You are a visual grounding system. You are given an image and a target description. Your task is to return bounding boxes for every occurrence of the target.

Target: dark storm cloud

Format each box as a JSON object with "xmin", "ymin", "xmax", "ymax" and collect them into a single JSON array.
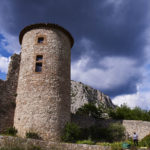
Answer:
[
  {"xmin": 103, "ymin": 76, "xmax": 140, "ymax": 97},
  {"xmin": 0, "ymin": 0, "xmax": 149, "ymax": 97},
  {"xmin": 1, "ymin": 0, "xmax": 149, "ymax": 58}
]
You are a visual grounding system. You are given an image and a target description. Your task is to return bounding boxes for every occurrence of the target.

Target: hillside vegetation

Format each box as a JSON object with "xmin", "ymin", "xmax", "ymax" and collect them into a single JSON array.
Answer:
[{"xmin": 109, "ymin": 104, "xmax": 150, "ymax": 121}]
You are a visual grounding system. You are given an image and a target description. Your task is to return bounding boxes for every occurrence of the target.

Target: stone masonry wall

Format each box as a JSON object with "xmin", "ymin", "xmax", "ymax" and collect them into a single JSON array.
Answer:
[
  {"xmin": 14, "ymin": 28, "xmax": 71, "ymax": 141},
  {"xmin": 0, "ymin": 54, "xmax": 20, "ymax": 133},
  {"xmin": 122, "ymin": 120, "xmax": 150, "ymax": 140},
  {"xmin": 72, "ymin": 115, "xmax": 150, "ymax": 140},
  {"xmin": 0, "ymin": 136, "xmax": 111, "ymax": 150}
]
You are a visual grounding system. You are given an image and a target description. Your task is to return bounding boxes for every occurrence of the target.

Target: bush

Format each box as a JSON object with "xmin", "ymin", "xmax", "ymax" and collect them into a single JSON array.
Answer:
[
  {"xmin": 5, "ymin": 127, "xmax": 17, "ymax": 136},
  {"xmin": 76, "ymin": 139, "xmax": 95, "ymax": 145},
  {"xmin": 111, "ymin": 142, "xmax": 122, "ymax": 150},
  {"xmin": 107, "ymin": 123, "xmax": 125, "ymax": 142},
  {"xmin": 139, "ymin": 134, "xmax": 150, "ymax": 147},
  {"xmin": 61, "ymin": 122, "xmax": 81, "ymax": 142},
  {"xmin": 26, "ymin": 132, "xmax": 40, "ymax": 139},
  {"xmin": 96, "ymin": 142, "xmax": 111, "ymax": 146}
]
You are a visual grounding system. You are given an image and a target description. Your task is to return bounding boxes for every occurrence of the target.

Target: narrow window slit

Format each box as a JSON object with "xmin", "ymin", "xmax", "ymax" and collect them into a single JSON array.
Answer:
[
  {"xmin": 38, "ymin": 37, "xmax": 44, "ymax": 43},
  {"xmin": 36, "ymin": 55, "xmax": 43, "ymax": 61},
  {"xmin": 35, "ymin": 62, "xmax": 42, "ymax": 72}
]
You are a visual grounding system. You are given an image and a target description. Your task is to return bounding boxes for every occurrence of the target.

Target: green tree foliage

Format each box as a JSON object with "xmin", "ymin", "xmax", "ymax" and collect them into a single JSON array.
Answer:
[
  {"xmin": 109, "ymin": 104, "xmax": 150, "ymax": 121},
  {"xmin": 107, "ymin": 123, "xmax": 125, "ymax": 142},
  {"xmin": 61, "ymin": 122, "xmax": 81, "ymax": 142},
  {"xmin": 76, "ymin": 103, "xmax": 103, "ymax": 118}
]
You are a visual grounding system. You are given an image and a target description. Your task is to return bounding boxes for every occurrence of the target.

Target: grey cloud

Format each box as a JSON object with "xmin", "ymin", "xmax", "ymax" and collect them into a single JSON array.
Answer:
[{"xmin": 0, "ymin": 0, "xmax": 149, "ymax": 97}]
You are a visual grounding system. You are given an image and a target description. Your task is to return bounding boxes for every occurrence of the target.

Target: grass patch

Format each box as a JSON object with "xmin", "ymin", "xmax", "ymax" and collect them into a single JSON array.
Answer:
[
  {"xmin": 26, "ymin": 132, "xmax": 41, "ymax": 140},
  {"xmin": 76, "ymin": 139, "xmax": 95, "ymax": 145},
  {"xmin": 4, "ymin": 127, "xmax": 17, "ymax": 136}
]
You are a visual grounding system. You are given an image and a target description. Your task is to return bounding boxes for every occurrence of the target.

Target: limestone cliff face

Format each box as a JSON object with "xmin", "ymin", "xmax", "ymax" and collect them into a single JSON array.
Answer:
[{"xmin": 71, "ymin": 80, "xmax": 115, "ymax": 113}]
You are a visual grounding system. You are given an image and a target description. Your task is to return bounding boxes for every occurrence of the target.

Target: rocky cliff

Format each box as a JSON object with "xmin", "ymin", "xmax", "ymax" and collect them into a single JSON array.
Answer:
[{"xmin": 71, "ymin": 80, "xmax": 115, "ymax": 113}]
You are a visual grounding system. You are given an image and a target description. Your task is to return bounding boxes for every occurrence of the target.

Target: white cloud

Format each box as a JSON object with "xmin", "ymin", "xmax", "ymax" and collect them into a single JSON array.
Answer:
[
  {"xmin": 0, "ymin": 1, "xmax": 20, "ymax": 54},
  {"xmin": 71, "ymin": 55, "xmax": 140, "ymax": 90},
  {"xmin": 112, "ymin": 91, "xmax": 150, "ymax": 110},
  {"xmin": 0, "ymin": 55, "xmax": 10, "ymax": 73},
  {"xmin": 0, "ymin": 31, "xmax": 20, "ymax": 54}
]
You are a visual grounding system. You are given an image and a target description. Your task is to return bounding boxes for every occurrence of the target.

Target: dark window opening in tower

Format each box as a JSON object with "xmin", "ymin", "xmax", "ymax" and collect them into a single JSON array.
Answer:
[
  {"xmin": 38, "ymin": 37, "xmax": 44, "ymax": 43},
  {"xmin": 36, "ymin": 55, "xmax": 43, "ymax": 61},
  {"xmin": 35, "ymin": 63, "xmax": 42, "ymax": 72}
]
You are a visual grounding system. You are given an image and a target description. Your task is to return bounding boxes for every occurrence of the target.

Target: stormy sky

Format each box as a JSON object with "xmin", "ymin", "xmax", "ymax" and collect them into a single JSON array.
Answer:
[{"xmin": 0, "ymin": 0, "xmax": 150, "ymax": 109}]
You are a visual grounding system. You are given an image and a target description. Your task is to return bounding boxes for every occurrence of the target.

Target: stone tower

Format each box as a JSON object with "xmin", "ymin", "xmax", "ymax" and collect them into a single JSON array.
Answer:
[{"xmin": 14, "ymin": 23, "xmax": 74, "ymax": 141}]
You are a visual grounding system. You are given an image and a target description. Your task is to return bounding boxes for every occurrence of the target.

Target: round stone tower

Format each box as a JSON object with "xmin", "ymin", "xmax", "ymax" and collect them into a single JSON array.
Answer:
[{"xmin": 14, "ymin": 23, "xmax": 74, "ymax": 141}]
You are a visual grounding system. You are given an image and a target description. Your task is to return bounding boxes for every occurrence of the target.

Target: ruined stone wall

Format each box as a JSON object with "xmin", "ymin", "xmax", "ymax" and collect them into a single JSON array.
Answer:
[
  {"xmin": 0, "ymin": 54, "xmax": 20, "ymax": 133},
  {"xmin": 72, "ymin": 115, "xmax": 150, "ymax": 140},
  {"xmin": 14, "ymin": 27, "xmax": 71, "ymax": 141}
]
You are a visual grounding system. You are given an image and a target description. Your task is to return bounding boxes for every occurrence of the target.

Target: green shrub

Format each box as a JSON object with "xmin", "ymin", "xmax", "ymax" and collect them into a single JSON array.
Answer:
[
  {"xmin": 26, "ymin": 132, "xmax": 40, "ymax": 139},
  {"xmin": 29, "ymin": 145, "xmax": 42, "ymax": 150},
  {"xmin": 5, "ymin": 127, "xmax": 17, "ymax": 136},
  {"xmin": 139, "ymin": 134, "xmax": 150, "ymax": 147},
  {"xmin": 111, "ymin": 142, "xmax": 122, "ymax": 150},
  {"xmin": 76, "ymin": 139, "xmax": 95, "ymax": 145},
  {"xmin": 61, "ymin": 122, "xmax": 81, "ymax": 142},
  {"xmin": 96, "ymin": 142, "xmax": 111, "ymax": 146},
  {"xmin": 107, "ymin": 123, "xmax": 125, "ymax": 142}
]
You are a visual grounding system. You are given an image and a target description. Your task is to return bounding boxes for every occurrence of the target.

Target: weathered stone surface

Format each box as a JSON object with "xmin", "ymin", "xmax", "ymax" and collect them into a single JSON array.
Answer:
[
  {"xmin": 14, "ymin": 25, "xmax": 72, "ymax": 141},
  {"xmin": 0, "ymin": 136, "xmax": 111, "ymax": 150},
  {"xmin": 72, "ymin": 116, "xmax": 150, "ymax": 140},
  {"xmin": 0, "ymin": 54, "xmax": 20, "ymax": 133},
  {"xmin": 122, "ymin": 120, "xmax": 150, "ymax": 140},
  {"xmin": 71, "ymin": 80, "xmax": 115, "ymax": 113}
]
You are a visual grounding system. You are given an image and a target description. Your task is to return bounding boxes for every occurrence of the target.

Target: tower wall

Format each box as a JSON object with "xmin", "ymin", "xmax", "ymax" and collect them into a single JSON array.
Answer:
[{"xmin": 14, "ymin": 25, "xmax": 73, "ymax": 141}]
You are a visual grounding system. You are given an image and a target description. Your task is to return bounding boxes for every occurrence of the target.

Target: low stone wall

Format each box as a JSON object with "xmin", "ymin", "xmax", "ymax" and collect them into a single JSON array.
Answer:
[
  {"xmin": 0, "ymin": 136, "xmax": 111, "ymax": 150},
  {"xmin": 122, "ymin": 120, "xmax": 150, "ymax": 140}
]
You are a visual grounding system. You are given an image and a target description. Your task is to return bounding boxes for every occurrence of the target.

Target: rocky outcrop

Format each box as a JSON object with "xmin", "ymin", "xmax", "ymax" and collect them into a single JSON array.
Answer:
[{"xmin": 71, "ymin": 80, "xmax": 115, "ymax": 113}]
